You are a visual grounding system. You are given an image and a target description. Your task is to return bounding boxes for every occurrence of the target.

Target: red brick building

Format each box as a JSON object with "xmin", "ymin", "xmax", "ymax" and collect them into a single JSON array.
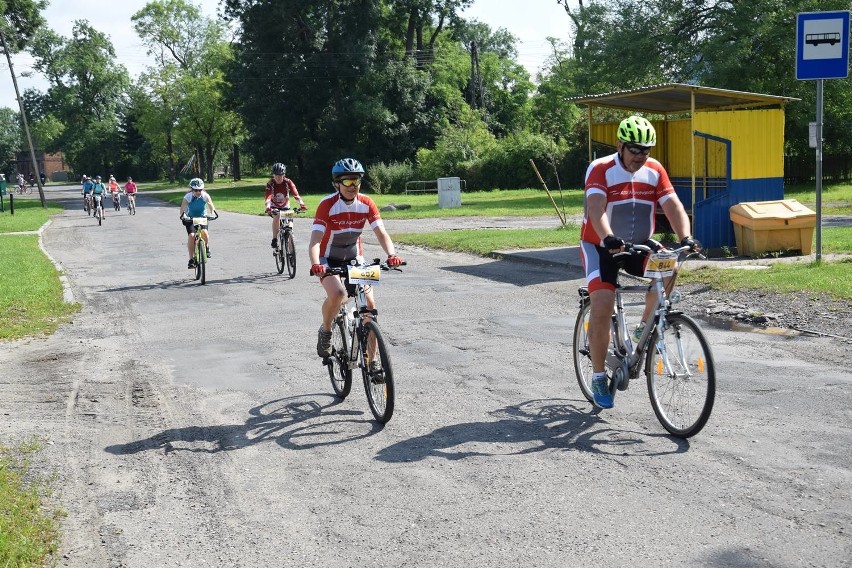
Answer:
[{"xmin": 16, "ymin": 151, "xmax": 69, "ymax": 181}]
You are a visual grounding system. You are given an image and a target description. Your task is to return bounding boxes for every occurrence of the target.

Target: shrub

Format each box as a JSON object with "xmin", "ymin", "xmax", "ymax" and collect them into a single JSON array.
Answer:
[{"xmin": 367, "ymin": 160, "xmax": 415, "ymax": 194}]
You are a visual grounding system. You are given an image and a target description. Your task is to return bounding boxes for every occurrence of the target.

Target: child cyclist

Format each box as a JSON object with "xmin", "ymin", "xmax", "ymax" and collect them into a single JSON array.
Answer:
[
  {"xmin": 308, "ymin": 158, "xmax": 403, "ymax": 358},
  {"xmin": 264, "ymin": 162, "xmax": 306, "ymax": 248},
  {"xmin": 179, "ymin": 178, "xmax": 217, "ymax": 269}
]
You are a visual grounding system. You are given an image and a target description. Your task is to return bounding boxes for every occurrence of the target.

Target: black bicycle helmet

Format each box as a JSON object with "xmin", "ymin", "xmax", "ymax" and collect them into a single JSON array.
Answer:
[
  {"xmin": 272, "ymin": 162, "xmax": 286, "ymax": 175},
  {"xmin": 331, "ymin": 158, "xmax": 364, "ymax": 178}
]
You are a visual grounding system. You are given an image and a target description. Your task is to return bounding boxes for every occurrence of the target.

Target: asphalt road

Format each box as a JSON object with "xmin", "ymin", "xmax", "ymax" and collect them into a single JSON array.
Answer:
[{"xmin": 1, "ymin": 185, "xmax": 850, "ymax": 567}]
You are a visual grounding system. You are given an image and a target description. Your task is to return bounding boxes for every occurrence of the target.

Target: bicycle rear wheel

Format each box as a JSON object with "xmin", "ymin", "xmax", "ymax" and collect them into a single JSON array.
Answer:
[
  {"xmin": 327, "ymin": 313, "xmax": 352, "ymax": 398},
  {"xmin": 97, "ymin": 207, "xmax": 102, "ymax": 226},
  {"xmin": 284, "ymin": 231, "xmax": 296, "ymax": 279},
  {"xmin": 572, "ymin": 297, "xmax": 595, "ymax": 403},
  {"xmin": 645, "ymin": 313, "xmax": 715, "ymax": 438},
  {"xmin": 362, "ymin": 321, "xmax": 395, "ymax": 424}
]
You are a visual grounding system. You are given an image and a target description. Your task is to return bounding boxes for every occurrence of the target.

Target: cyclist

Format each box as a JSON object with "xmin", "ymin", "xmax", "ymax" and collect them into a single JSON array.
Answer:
[
  {"xmin": 580, "ymin": 115, "xmax": 698, "ymax": 409},
  {"xmin": 91, "ymin": 175, "xmax": 107, "ymax": 216},
  {"xmin": 265, "ymin": 162, "xmax": 306, "ymax": 249},
  {"xmin": 309, "ymin": 158, "xmax": 403, "ymax": 358},
  {"xmin": 179, "ymin": 178, "xmax": 217, "ymax": 269},
  {"xmin": 124, "ymin": 176, "xmax": 138, "ymax": 209},
  {"xmin": 16, "ymin": 173, "xmax": 25, "ymax": 192},
  {"xmin": 108, "ymin": 175, "xmax": 121, "ymax": 209},
  {"xmin": 81, "ymin": 175, "xmax": 94, "ymax": 210}
]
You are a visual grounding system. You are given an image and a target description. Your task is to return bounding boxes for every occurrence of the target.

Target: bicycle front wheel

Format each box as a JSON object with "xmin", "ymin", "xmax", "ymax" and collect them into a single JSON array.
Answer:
[
  {"xmin": 284, "ymin": 231, "xmax": 296, "ymax": 279},
  {"xmin": 328, "ymin": 314, "xmax": 352, "ymax": 398},
  {"xmin": 362, "ymin": 321, "xmax": 395, "ymax": 424},
  {"xmin": 645, "ymin": 313, "xmax": 716, "ymax": 438},
  {"xmin": 274, "ymin": 233, "xmax": 286, "ymax": 274},
  {"xmin": 97, "ymin": 208, "xmax": 102, "ymax": 225},
  {"xmin": 572, "ymin": 298, "xmax": 595, "ymax": 403}
]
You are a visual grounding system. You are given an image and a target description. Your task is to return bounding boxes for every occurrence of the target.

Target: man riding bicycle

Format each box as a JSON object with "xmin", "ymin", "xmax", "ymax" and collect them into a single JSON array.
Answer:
[
  {"xmin": 265, "ymin": 162, "xmax": 306, "ymax": 248},
  {"xmin": 308, "ymin": 158, "xmax": 403, "ymax": 358},
  {"xmin": 179, "ymin": 178, "xmax": 217, "ymax": 269},
  {"xmin": 580, "ymin": 115, "xmax": 699, "ymax": 409}
]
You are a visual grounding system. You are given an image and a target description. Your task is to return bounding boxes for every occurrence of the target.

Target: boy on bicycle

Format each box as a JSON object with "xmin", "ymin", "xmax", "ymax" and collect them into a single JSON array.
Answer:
[
  {"xmin": 308, "ymin": 158, "xmax": 403, "ymax": 358},
  {"xmin": 179, "ymin": 178, "xmax": 217, "ymax": 269},
  {"xmin": 264, "ymin": 162, "xmax": 306, "ymax": 248},
  {"xmin": 581, "ymin": 115, "xmax": 697, "ymax": 409}
]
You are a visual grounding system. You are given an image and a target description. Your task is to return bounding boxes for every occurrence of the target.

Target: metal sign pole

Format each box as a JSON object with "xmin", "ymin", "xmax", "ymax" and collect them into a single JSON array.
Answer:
[{"xmin": 815, "ymin": 79, "xmax": 823, "ymax": 261}]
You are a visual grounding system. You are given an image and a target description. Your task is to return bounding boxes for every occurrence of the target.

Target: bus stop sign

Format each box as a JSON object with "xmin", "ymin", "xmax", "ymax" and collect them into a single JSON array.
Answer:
[{"xmin": 796, "ymin": 11, "xmax": 850, "ymax": 80}]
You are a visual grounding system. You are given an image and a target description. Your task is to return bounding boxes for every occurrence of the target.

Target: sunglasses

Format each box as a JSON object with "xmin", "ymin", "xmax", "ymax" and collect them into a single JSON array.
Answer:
[
  {"xmin": 337, "ymin": 178, "xmax": 361, "ymax": 188},
  {"xmin": 192, "ymin": 189, "xmax": 203, "ymax": 192},
  {"xmin": 625, "ymin": 144, "xmax": 652, "ymax": 156}
]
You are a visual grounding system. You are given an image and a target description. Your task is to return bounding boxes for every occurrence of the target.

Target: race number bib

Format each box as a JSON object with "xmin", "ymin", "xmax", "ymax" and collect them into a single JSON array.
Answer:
[
  {"xmin": 348, "ymin": 265, "xmax": 381, "ymax": 285},
  {"xmin": 644, "ymin": 251, "xmax": 677, "ymax": 278},
  {"xmin": 191, "ymin": 217, "xmax": 208, "ymax": 227}
]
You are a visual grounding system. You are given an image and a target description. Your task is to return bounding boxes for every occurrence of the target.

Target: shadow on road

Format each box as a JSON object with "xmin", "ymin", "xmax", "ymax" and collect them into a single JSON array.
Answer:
[
  {"xmin": 104, "ymin": 394, "xmax": 384, "ymax": 455},
  {"xmin": 442, "ymin": 259, "xmax": 582, "ymax": 287},
  {"xmin": 375, "ymin": 399, "xmax": 689, "ymax": 462}
]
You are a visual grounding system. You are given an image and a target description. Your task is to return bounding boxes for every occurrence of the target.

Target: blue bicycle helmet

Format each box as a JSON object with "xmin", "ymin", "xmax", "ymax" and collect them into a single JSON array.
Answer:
[{"xmin": 331, "ymin": 158, "xmax": 364, "ymax": 178}]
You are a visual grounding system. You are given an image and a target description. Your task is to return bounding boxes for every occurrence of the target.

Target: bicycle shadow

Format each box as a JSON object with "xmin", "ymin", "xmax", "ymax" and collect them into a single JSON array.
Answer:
[
  {"xmin": 375, "ymin": 399, "xmax": 689, "ymax": 463},
  {"xmin": 101, "ymin": 272, "xmax": 286, "ymax": 293},
  {"xmin": 103, "ymin": 393, "xmax": 383, "ymax": 456}
]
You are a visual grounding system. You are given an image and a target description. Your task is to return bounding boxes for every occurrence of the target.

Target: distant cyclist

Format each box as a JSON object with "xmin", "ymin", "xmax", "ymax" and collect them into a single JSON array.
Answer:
[
  {"xmin": 91, "ymin": 175, "xmax": 107, "ymax": 216},
  {"xmin": 81, "ymin": 175, "xmax": 94, "ymax": 210},
  {"xmin": 179, "ymin": 178, "xmax": 217, "ymax": 269},
  {"xmin": 308, "ymin": 158, "xmax": 403, "ymax": 358},
  {"xmin": 124, "ymin": 176, "xmax": 138, "ymax": 209},
  {"xmin": 108, "ymin": 175, "xmax": 121, "ymax": 209},
  {"xmin": 265, "ymin": 162, "xmax": 306, "ymax": 249}
]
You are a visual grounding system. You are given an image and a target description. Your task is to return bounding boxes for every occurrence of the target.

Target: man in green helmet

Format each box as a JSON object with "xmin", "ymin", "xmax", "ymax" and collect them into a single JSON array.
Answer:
[{"xmin": 579, "ymin": 115, "xmax": 700, "ymax": 409}]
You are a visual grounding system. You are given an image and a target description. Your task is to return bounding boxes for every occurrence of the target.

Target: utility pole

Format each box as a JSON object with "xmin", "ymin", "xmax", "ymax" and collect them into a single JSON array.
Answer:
[{"xmin": 0, "ymin": 28, "xmax": 46, "ymax": 207}]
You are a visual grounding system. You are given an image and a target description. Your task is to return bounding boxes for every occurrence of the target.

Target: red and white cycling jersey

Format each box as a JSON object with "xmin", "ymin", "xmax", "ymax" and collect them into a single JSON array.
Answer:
[
  {"xmin": 581, "ymin": 153, "xmax": 676, "ymax": 246},
  {"xmin": 265, "ymin": 178, "xmax": 302, "ymax": 209},
  {"xmin": 312, "ymin": 192, "xmax": 382, "ymax": 262}
]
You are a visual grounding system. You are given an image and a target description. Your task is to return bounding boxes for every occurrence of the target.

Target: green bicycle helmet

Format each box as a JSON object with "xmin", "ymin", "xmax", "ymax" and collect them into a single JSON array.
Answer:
[{"xmin": 617, "ymin": 115, "xmax": 657, "ymax": 146}]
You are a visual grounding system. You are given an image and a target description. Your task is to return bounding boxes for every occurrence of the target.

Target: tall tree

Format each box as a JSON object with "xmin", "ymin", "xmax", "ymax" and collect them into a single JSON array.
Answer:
[
  {"xmin": 133, "ymin": 0, "xmax": 242, "ymax": 182},
  {"xmin": 0, "ymin": 107, "xmax": 22, "ymax": 174}
]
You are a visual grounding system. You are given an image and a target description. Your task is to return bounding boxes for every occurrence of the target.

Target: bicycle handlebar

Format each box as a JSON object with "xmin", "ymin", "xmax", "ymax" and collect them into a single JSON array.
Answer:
[
  {"xmin": 614, "ymin": 241, "xmax": 704, "ymax": 260},
  {"xmin": 324, "ymin": 258, "xmax": 407, "ymax": 276},
  {"xmin": 268, "ymin": 207, "xmax": 307, "ymax": 216},
  {"xmin": 181, "ymin": 211, "xmax": 219, "ymax": 222}
]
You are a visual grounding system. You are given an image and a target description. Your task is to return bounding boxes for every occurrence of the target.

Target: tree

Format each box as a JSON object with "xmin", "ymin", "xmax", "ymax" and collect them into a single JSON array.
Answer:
[
  {"xmin": 133, "ymin": 0, "xmax": 243, "ymax": 182},
  {"xmin": 0, "ymin": 107, "xmax": 22, "ymax": 174}
]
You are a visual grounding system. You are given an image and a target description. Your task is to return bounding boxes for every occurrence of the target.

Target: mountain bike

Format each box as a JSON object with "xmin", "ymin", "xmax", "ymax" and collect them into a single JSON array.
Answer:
[
  {"xmin": 16, "ymin": 181, "xmax": 29, "ymax": 195},
  {"xmin": 126, "ymin": 192, "xmax": 136, "ymax": 215},
  {"xmin": 269, "ymin": 207, "xmax": 305, "ymax": 278},
  {"xmin": 323, "ymin": 259, "xmax": 405, "ymax": 424},
  {"xmin": 92, "ymin": 194, "xmax": 105, "ymax": 226},
  {"xmin": 184, "ymin": 212, "xmax": 218, "ymax": 285},
  {"xmin": 572, "ymin": 242, "xmax": 715, "ymax": 438}
]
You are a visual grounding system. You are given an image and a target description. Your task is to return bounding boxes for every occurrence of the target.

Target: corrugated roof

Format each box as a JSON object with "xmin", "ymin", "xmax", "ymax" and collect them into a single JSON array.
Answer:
[{"xmin": 570, "ymin": 83, "xmax": 798, "ymax": 113}]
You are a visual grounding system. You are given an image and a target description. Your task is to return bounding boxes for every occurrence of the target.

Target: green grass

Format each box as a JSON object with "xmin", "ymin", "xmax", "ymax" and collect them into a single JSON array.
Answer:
[
  {"xmin": 0, "ymin": 439, "xmax": 62, "ymax": 566},
  {"xmin": 396, "ymin": 224, "xmax": 582, "ymax": 255},
  {"xmin": 0, "ymin": 199, "xmax": 65, "ymax": 233},
  {"xmin": 0, "ymin": 235, "xmax": 79, "ymax": 340},
  {"xmin": 680, "ymin": 257, "xmax": 852, "ymax": 299},
  {"xmin": 151, "ymin": 183, "xmax": 584, "ymax": 220}
]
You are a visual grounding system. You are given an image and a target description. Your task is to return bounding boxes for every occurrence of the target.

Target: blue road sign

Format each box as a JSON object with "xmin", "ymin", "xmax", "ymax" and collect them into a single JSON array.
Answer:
[{"xmin": 797, "ymin": 11, "xmax": 850, "ymax": 80}]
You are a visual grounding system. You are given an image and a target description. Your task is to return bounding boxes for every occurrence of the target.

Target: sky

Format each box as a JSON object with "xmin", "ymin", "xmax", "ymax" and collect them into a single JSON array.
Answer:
[{"xmin": 1, "ymin": 0, "xmax": 573, "ymax": 110}]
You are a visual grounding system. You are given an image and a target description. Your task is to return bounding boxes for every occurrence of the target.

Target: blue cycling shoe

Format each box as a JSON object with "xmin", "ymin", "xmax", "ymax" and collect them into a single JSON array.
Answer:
[{"xmin": 592, "ymin": 375, "xmax": 614, "ymax": 409}]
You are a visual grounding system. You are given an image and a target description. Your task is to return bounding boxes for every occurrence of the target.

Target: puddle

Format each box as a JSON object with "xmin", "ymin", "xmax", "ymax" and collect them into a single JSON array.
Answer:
[{"xmin": 697, "ymin": 314, "xmax": 803, "ymax": 337}]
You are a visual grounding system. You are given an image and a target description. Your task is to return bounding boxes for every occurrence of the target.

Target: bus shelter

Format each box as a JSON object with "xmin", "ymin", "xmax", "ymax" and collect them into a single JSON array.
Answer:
[{"xmin": 571, "ymin": 83, "xmax": 798, "ymax": 249}]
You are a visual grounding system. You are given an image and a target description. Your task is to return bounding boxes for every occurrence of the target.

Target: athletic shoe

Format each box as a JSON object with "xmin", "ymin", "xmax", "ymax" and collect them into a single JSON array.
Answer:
[
  {"xmin": 317, "ymin": 327, "xmax": 333, "ymax": 357},
  {"xmin": 271, "ymin": 238, "xmax": 278, "ymax": 249},
  {"xmin": 188, "ymin": 259, "xmax": 197, "ymax": 269},
  {"xmin": 205, "ymin": 247, "xmax": 211, "ymax": 258},
  {"xmin": 592, "ymin": 375, "xmax": 614, "ymax": 409}
]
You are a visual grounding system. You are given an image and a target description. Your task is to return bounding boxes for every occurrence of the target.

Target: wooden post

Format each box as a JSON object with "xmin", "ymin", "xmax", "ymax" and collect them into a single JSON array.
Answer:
[{"xmin": 529, "ymin": 159, "xmax": 566, "ymax": 226}]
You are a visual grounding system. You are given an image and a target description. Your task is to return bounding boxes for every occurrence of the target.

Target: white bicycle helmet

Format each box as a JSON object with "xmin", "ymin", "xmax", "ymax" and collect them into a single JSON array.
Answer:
[{"xmin": 189, "ymin": 178, "xmax": 204, "ymax": 190}]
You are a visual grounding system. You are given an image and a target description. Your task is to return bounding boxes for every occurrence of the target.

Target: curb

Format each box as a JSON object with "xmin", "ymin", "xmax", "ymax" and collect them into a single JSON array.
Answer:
[{"xmin": 37, "ymin": 219, "xmax": 75, "ymax": 304}]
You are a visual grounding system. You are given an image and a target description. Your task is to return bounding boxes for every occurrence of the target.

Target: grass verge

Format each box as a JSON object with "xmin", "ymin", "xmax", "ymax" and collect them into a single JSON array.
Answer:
[
  {"xmin": 0, "ymin": 199, "xmax": 65, "ymax": 233},
  {"xmin": 0, "ymin": 439, "xmax": 62, "ymax": 566},
  {"xmin": 0, "ymin": 234, "xmax": 79, "ymax": 340}
]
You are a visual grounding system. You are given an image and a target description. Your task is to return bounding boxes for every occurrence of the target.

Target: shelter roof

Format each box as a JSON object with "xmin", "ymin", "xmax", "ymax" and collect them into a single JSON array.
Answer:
[{"xmin": 570, "ymin": 83, "xmax": 798, "ymax": 113}]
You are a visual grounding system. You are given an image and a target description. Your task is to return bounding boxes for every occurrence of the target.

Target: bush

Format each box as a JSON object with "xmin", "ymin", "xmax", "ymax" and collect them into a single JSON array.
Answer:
[{"xmin": 367, "ymin": 160, "xmax": 415, "ymax": 194}]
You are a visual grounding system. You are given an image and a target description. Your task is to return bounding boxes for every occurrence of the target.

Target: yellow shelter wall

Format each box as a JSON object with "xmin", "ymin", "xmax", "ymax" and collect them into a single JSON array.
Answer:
[{"xmin": 589, "ymin": 109, "xmax": 785, "ymax": 180}]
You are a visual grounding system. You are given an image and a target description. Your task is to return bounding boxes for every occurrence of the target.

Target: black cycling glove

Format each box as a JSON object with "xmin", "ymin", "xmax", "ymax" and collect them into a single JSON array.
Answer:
[
  {"xmin": 603, "ymin": 234, "xmax": 625, "ymax": 252},
  {"xmin": 680, "ymin": 235, "xmax": 701, "ymax": 252}
]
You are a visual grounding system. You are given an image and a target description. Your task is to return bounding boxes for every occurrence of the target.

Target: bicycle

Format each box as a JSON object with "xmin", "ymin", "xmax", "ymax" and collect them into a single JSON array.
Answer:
[
  {"xmin": 184, "ymin": 212, "xmax": 218, "ymax": 285},
  {"xmin": 323, "ymin": 258, "xmax": 405, "ymax": 424},
  {"xmin": 83, "ymin": 193, "xmax": 93, "ymax": 216},
  {"xmin": 572, "ymin": 242, "xmax": 716, "ymax": 438},
  {"xmin": 17, "ymin": 182, "xmax": 29, "ymax": 195},
  {"xmin": 111, "ymin": 191, "xmax": 122, "ymax": 212},
  {"xmin": 92, "ymin": 194, "xmax": 105, "ymax": 226},
  {"xmin": 126, "ymin": 192, "xmax": 136, "ymax": 215},
  {"xmin": 269, "ymin": 207, "xmax": 305, "ymax": 278}
]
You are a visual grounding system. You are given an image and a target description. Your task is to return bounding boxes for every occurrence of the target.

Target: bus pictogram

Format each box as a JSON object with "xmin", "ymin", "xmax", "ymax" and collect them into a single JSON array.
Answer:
[{"xmin": 805, "ymin": 32, "xmax": 841, "ymax": 46}]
